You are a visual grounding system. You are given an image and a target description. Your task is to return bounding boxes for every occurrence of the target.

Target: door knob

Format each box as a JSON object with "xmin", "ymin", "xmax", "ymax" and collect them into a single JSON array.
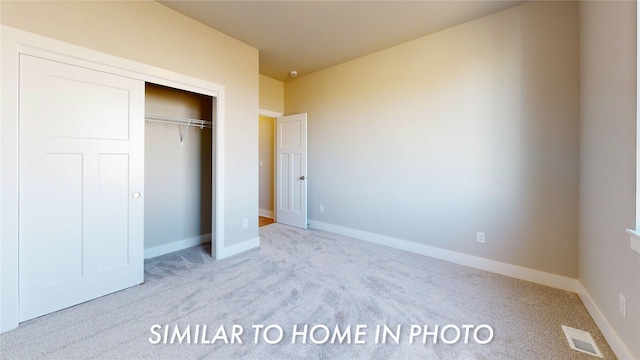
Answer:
[
  {"xmin": 132, "ymin": 192, "xmax": 141, "ymax": 199},
  {"xmin": 300, "ymin": 176, "xmax": 306, "ymax": 180}
]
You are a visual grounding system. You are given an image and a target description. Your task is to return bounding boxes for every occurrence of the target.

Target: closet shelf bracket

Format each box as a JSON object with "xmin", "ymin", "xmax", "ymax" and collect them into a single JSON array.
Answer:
[
  {"xmin": 179, "ymin": 118, "xmax": 191, "ymax": 145},
  {"xmin": 144, "ymin": 113, "xmax": 213, "ymax": 145}
]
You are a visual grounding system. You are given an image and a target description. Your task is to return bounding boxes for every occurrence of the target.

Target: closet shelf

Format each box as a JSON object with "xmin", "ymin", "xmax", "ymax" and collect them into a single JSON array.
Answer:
[
  {"xmin": 145, "ymin": 113, "xmax": 212, "ymax": 145},
  {"xmin": 144, "ymin": 113, "xmax": 213, "ymax": 129}
]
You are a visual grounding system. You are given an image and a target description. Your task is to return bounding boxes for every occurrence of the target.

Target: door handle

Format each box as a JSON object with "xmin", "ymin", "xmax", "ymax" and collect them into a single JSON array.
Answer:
[
  {"xmin": 132, "ymin": 192, "xmax": 141, "ymax": 199},
  {"xmin": 300, "ymin": 176, "xmax": 306, "ymax": 180}
]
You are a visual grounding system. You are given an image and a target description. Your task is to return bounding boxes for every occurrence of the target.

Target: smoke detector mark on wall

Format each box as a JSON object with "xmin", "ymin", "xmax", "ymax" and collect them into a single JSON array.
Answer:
[{"xmin": 561, "ymin": 325, "xmax": 602, "ymax": 358}]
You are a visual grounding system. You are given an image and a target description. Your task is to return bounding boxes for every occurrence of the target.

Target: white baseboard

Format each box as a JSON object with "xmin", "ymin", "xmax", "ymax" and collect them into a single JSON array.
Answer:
[
  {"xmin": 576, "ymin": 283, "xmax": 635, "ymax": 360},
  {"xmin": 218, "ymin": 236, "xmax": 260, "ymax": 259},
  {"xmin": 144, "ymin": 233, "xmax": 211, "ymax": 259},
  {"xmin": 145, "ymin": 234, "xmax": 261, "ymax": 261},
  {"xmin": 259, "ymin": 209, "xmax": 274, "ymax": 219},
  {"xmin": 308, "ymin": 220, "xmax": 578, "ymax": 292}
]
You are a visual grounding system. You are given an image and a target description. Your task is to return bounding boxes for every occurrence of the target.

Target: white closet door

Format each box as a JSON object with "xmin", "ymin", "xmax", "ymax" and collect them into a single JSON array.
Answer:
[{"xmin": 19, "ymin": 55, "xmax": 145, "ymax": 321}]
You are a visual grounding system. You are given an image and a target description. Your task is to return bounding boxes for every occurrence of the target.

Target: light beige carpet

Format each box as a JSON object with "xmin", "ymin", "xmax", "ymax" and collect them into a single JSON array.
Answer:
[{"xmin": 0, "ymin": 223, "xmax": 615, "ymax": 359}]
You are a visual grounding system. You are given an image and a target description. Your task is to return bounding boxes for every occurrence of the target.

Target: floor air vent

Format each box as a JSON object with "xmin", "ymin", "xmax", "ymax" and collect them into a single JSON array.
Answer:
[{"xmin": 561, "ymin": 325, "xmax": 603, "ymax": 358}]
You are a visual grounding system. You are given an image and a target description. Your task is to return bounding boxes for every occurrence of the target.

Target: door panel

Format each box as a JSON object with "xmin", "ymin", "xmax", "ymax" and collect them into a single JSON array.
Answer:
[
  {"xmin": 276, "ymin": 114, "xmax": 307, "ymax": 229},
  {"xmin": 44, "ymin": 75, "xmax": 130, "ymax": 140},
  {"xmin": 19, "ymin": 54, "xmax": 145, "ymax": 321},
  {"xmin": 280, "ymin": 153, "xmax": 291, "ymax": 211},
  {"xmin": 43, "ymin": 153, "xmax": 84, "ymax": 285},
  {"xmin": 96, "ymin": 154, "xmax": 131, "ymax": 271},
  {"xmin": 291, "ymin": 153, "xmax": 302, "ymax": 213}
]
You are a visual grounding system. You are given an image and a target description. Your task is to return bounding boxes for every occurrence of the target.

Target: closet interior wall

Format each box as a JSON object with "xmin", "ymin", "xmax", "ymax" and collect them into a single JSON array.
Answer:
[{"xmin": 144, "ymin": 83, "xmax": 215, "ymax": 255}]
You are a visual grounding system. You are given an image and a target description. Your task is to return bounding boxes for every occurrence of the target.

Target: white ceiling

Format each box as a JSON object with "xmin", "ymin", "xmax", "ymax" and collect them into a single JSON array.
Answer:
[{"xmin": 159, "ymin": 1, "xmax": 524, "ymax": 82}]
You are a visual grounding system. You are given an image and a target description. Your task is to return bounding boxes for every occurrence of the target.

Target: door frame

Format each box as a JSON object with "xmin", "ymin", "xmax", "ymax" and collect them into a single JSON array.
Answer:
[
  {"xmin": 1, "ymin": 25, "xmax": 226, "ymax": 332},
  {"xmin": 258, "ymin": 109, "xmax": 283, "ymax": 223}
]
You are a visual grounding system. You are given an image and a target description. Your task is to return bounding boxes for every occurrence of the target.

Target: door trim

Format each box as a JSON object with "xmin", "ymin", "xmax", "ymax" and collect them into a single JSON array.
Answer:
[
  {"xmin": 259, "ymin": 109, "xmax": 282, "ymax": 222},
  {"xmin": 259, "ymin": 109, "xmax": 283, "ymax": 118},
  {"xmin": 1, "ymin": 25, "xmax": 226, "ymax": 332}
]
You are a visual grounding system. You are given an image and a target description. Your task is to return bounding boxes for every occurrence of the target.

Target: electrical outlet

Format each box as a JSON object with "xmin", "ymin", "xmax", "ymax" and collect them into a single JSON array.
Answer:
[
  {"xmin": 619, "ymin": 294, "xmax": 627, "ymax": 318},
  {"xmin": 242, "ymin": 219, "xmax": 248, "ymax": 229},
  {"xmin": 476, "ymin": 232, "xmax": 485, "ymax": 243},
  {"xmin": 319, "ymin": 204, "xmax": 324, "ymax": 213}
]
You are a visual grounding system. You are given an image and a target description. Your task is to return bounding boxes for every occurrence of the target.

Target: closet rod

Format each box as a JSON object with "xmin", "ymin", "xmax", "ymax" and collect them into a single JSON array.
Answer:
[{"xmin": 144, "ymin": 113, "xmax": 213, "ymax": 129}]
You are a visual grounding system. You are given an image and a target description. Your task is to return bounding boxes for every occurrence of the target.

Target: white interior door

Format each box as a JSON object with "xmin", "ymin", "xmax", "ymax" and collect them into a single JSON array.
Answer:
[
  {"xmin": 276, "ymin": 113, "xmax": 308, "ymax": 229},
  {"xmin": 19, "ymin": 55, "xmax": 145, "ymax": 321}
]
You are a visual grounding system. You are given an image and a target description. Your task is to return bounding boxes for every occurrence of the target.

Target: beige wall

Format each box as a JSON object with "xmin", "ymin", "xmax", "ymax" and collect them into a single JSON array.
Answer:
[
  {"xmin": 259, "ymin": 74, "xmax": 284, "ymax": 114},
  {"xmin": 285, "ymin": 1, "xmax": 580, "ymax": 277},
  {"xmin": 1, "ymin": 0, "xmax": 260, "ymax": 245},
  {"xmin": 259, "ymin": 116, "xmax": 275, "ymax": 215},
  {"xmin": 144, "ymin": 84, "xmax": 213, "ymax": 250},
  {"xmin": 579, "ymin": 1, "xmax": 639, "ymax": 357}
]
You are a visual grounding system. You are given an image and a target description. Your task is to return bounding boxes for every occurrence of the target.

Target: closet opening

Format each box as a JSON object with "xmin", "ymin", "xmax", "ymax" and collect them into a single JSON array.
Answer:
[{"xmin": 144, "ymin": 83, "xmax": 216, "ymax": 258}]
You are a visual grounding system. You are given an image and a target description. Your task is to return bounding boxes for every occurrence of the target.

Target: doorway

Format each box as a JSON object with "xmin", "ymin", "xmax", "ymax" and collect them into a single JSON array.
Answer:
[
  {"xmin": 144, "ymin": 83, "xmax": 214, "ymax": 255},
  {"xmin": 257, "ymin": 112, "xmax": 308, "ymax": 229},
  {"xmin": 258, "ymin": 115, "xmax": 275, "ymax": 227}
]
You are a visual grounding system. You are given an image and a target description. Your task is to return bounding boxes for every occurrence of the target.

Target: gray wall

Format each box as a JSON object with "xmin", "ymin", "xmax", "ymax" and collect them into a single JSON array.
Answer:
[
  {"xmin": 579, "ymin": 2, "xmax": 640, "ymax": 357},
  {"xmin": 145, "ymin": 84, "xmax": 213, "ymax": 250},
  {"xmin": 285, "ymin": 1, "xmax": 580, "ymax": 277}
]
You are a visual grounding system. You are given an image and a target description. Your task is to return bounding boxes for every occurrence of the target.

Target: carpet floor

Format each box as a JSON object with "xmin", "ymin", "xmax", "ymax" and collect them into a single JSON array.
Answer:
[{"xmin": 0, "ymin": 223, "xmax": 615, "ymax": 359}]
